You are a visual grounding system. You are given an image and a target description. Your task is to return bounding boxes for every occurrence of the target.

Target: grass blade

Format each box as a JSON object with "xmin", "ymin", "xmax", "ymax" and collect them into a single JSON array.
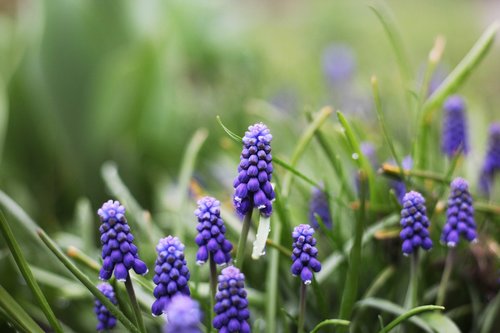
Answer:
[
  {"xmin": 309, "ymin": 319, "xmax": 350, "ymax": 333},
  {"xmin": 379, "ymin": 305, "xmax": 445, "ymax": 333},
  {"xmin": 0, "ymin": 210, "xmax": 63, "ymax": 333},
  {"xmin": 0, "ymin": 284, "xmax": 46, "ymax": 333},
  {"xmin": 36, "ymin": 228, "xmax": 141, "ymax": 333}
]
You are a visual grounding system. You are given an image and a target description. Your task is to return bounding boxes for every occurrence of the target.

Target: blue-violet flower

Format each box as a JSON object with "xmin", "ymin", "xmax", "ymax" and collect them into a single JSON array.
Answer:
[
  {"xmin": 164, "ymin": 295, "xmax": 202, "ymax": 333},
  {"xmin": 152, "ymin": 236, "xmax": 191, "ymax": 316},
  {"xmin": 442, "ymin": 95, "xmax": 469, "ymax": 157},
  {"xmin": 322, "ymin": 43, "xmax": 356, "ymax": 84},
  {"xmin": 213, "ymin": 266, "xmax": 251, "ymax": 333},
  {"xmin": 291, "ymin": 224, "xmax": 321, "ymax": 284},
  {"xmin": 94, "ymin": 283, "xmax": 117, "ymax": 332},
  {"xmin": 194, "ymin": 196, "xmax": 233, "ymax": 265},
  {"xmin": 308, "ymin": 187, "xmax": 333, "ymax": 230},
  {"xmin": 98, "ymin": 200, "xmax": 148, "ymax": 281},
  {"xmin": 441, "ymin": 178, "xmax": 477, "ymax": 247},
  {"xmin": 233, "ymin": 123, "xmax": 275, "ymax": 217},
  {"xmin": 400, "ymin": 191, "xmax": 433, "ymax": 255},
  {"xmin": 479, "ymin": 123, "xmax": 500, "ymax": 196}
]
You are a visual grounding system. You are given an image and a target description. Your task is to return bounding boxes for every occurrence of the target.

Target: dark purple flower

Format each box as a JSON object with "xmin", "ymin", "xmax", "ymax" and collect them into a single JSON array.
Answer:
[
  {"xmin": 233, "ymin": 123, "xmax": 275, "ymax": 217},
  {"xmin": 441, "ymin": 178, "xmax": 477, "ymax": 247},
  {"xmin": 213, "ymin": 266, "xmax": 250, "ymax": 333},
  {"xmin": 94, "ymin": 283, "xmax": 117, "ymax": 331},
  {"xmin": 291, "ymin": 224, "xmax": 321, "ymax": 284},
  {"xmin": 194, "ymin": 196, "xmax": 233, "ymax": 265},
  {"xmin": 479, "ymin": 123, "xmax": 500, "ymax": 196},
  {"xmin": 322, "ymin": 43, "xmax": 356, "ymax": 84},
  {"xmin": 152, "ymin": 236, "xmax": 191, "ymax": 316},
  {"xmin": 390, "ymin": 156, "xmax": 413, "ymax": 204},
  {"xmin": 400, "ymin": 191, "xmax": 433, "ymax": 255},
  {"xmin": 98, "ymin": 200, "xmax": 148, "ymax": 281},
  {"xmin": 441, "ymin": 95, "xmax": 469, "ymax": 157},
  {"xmin": 164, "ymin": 295, "xmax": 202, "ymax": 333},
  {"xmin": 308, "ymin": 187, "xmax": 332, "ymax": 230}
]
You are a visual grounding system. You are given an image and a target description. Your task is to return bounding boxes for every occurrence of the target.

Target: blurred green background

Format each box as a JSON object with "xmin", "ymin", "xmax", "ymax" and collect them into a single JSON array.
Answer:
[{"xmin": 0, "ymin": 0, "xmax": 499, "ymax": 332}]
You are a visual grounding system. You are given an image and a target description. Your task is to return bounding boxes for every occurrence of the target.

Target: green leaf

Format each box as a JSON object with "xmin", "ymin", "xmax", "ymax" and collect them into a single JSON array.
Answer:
[
  {"xmin": 274, "ymin": 157, "xmax": 321, "ymax": 189},
  {"xmin": 309, "ymin": 319, "xmax": 350, "ymax": 333},
  {"xmin": 0, "ymin": 284, "xmax": 45, "ymax": 333},
  {"xmin": 379, "ymin": 305, "xmax": 445, "ymax": 333},
  {"xmin": 419, "ymin": 312, "xmax": 461, "ymax": 333},
  {"xmin": 478, "ymin": 290, "xmax": 500, "ymax": 333},
  {"xmin": 356, "ymin": 298, "xmax": 434, "ymax": 333},
  {"xmin": 0, "ymin": 77, "xmax": 8, "ymax": 165},
  {"xmin": 216, "ymin": 115, "xmax": 242, "ymax": 142}
]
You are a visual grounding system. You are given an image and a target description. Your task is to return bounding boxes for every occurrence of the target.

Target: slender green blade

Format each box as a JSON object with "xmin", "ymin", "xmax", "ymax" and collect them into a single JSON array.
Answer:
[
  {"xmin": 309, "ymin": 319, "xmax": 350, "ymax": 333},
  {"xmin": 379, "ymin": 305, "xmax": 444, "ymax": 333},
  {"xmin": 0, "ymin": 284, "xmax": 45, "ymax": 333}
]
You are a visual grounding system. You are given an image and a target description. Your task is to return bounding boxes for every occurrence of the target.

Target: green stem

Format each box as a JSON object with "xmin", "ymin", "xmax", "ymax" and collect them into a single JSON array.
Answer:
[
  {"xmin": 298, "ymin": 283, "xmax": 307, "ymax": 333},
  {"xmin": 407, "ymin": 252, "xmax": 419, "ymax": 309},
  {"xmin": 266, "ymin": 238, "xmax": 292, "ymax": 258},
  {"xmin": 0, "ymin": 210, "xmax": 63, "ymax": 333},
  {"xmin": 125, "ymin": 277, "xmax": 146, "ymax": 333},
  {"xmin": 36, "ymin": 228, "xmax": 140, "ymax": 333},
  {"xmin": 436, "ymin": 249, "xmax": 455, "ymax": 306},
  {"xmin": 266, "ymin": 219, "xmax": 282, "ymax": 333},
  {"xmin": 209, "ymin": 254, "xmax": 217, "ymax": 333},
  {"xmin": 236, "ymin": 210, "xmax": 253, "ymax": 268},
  {"xmin": 338, "ymin": 170, "xmax": 367, "ymax": 329}
]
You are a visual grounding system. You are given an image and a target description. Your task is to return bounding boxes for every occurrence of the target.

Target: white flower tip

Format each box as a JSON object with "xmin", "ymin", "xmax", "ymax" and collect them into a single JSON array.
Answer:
[{"xmin": 304, "ymin": 280, "xmax": 312, "ymax": 285}]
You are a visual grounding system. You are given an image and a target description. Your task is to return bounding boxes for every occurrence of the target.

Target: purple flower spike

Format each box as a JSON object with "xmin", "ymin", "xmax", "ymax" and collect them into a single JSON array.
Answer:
[
  {"xmin": 308, "ymin": 187, "xmax": 333, "ymax": 230},
  {"xmin": 98, "ymin": 200, "xmax": 148, "ymax": 281},
  {"xmin": 152, "ymin": 236, "xmax": 191, "ymax": 316},
  {"xmin": 441, "ymin": 178, "xmax": 477, "ymax": 247},
  {"xmin": 479, "ymin": 123, "xmax": 500, "ymax": 196},
  {"xmin": 164, "ymin": 295, "xmax": 202, "ymax": 333},
  {"xmin": 400, "ymin": 191, "xmax": 433, "ymax": 256},
  {"xmin": 291, "ymin": 224, "xmax": 321, "ymax": 284},
  {"xmin": 233, "ymin": 123, "xmax": 275, "ymax": 217},
  {"xmin": 213, "ymin": 266, "xmax": 250, "ymax": 333},
  {"xmin": 194, "ymin": 196, "xmax": 233, "ymax": 265},
  {"xmin": 390, "ymin": 156, "xmax": 413, "ymax": 204},
  {"xmin": 442, "ymin": 95, "xmax": 469, "ymax": 157},
  {"xmin": 94, "ymin": 283, "xmax": 117, "ymax": 332}
]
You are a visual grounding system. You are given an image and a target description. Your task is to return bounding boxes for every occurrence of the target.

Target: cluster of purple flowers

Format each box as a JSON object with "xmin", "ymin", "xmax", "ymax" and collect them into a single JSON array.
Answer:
[
  {"xmin": 308, "ymin": 187, "xmax": 332, "ymax": 230},
  {"xmin": 479, "ymin": 123, "xmax": 500, "ymax": 196},
  {"xmin": 441, "ymin": 95, "xmax": 469, "ymax": 157},
  {"xmin": 291, "ymin": 224, "xmax": 322, "ymax": 284},
  {"xmin": 399, "ymin": 191, "xmax": 433, "ymax": 255},
  {"xmin": 94, "ymin": 283, "xmax": 117, "ymax": 331},
  {"xmin": 164, "ymin": 295, "xmax": 202, "ymax": 333}
]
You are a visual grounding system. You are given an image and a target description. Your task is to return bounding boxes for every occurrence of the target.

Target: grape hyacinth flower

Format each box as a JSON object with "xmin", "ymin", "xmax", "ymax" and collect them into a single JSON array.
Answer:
[
  {"xmin": 233, "ymin": 123, "xmax": 275, "ymax": 217},
  {"xmin": 291, "ymin": 224, "xmax": 322, "ymax": 284},
  {"xmin": 441, "ymin": 178, "xmax": 477, "ymax": 247},
  {"xmin": 479, "ymin": 123, "xmax": 500, "ymax": 196},
  {"xmin": 308, "ymin": 187, "xmax": 333, "ymax": 230},
  {"xmin": 390, "ymin": 156, "xmax": 413, "ymax": 204},
  {"xmin": 194, "ymin": 196, "xmax": 233, "ymax": 265},
  {"xmin": 164, "ymin": 295, "xmax": 202, "ymax": 333},
  {"xmin": 322, "ymin": 43, "xmax": 356, "ymax": 84},
  {"xmin": 213, "ymin": 266, "xmax": 250, "ymax": 333},
  {"xmin": 94, "ymin": 283, "xmax": 117, "ymax": 332},
  {"xmin": 152, "ymin": 236, "xmax": 191, "ymax": 316},
  {"xmin": 441, "ymin": 95, "xmax": 469, "ymax": 157},
  {"xmin": 98, "ymin": 200, "xmax": 148, "ymax": 281},
  {"xmin": 400, "ymin": 191, "xmax": 433, "ymax": 255}
]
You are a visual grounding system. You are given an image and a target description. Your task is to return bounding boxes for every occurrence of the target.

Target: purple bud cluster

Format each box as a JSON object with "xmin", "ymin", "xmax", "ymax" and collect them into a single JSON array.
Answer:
[
  {"xmin": 98, "ymin": 200, "xmax": 148, "ymax": 281},
  {"xmin": 194, "ymin": 197, "xmax": 233, "ymax": 265},
  {"xmin": 152, "ymin": 236, "xmax": 191, "ymax": 316},
  {"xmin": 400, "ymin": 191, "xmax": 433, "ymax": 255},
  {"xmin": 291, "ymin": 224, "xmax": 321, "ymax": 284},
  {"xmin": 308, "ymin": 187, "xmax": 333, "ymax": 230},
  {"xmin": 213, "ymin": 266, "xmax": 251, "ymax": 333},
  {"xmin": 233, "ymin": 123, "xmax": 275, "ymax": 217},
  {"xmin": 479, "ymin": 123, "xmax": 500, "ymax": 196},
  {"xmin": 94, "ymin": 283, "xmax": 117, "ymax": 331},
  {"xmin": 164, "ymin": 295, "xmax": 202, "ymax": 333},
  {"xmin": 441, "ymin": 95, "xmax": 469, "ymax": 157},
  {"xmin": 441, "ymin": 178, "xmax": 477, "ymax": 247}
]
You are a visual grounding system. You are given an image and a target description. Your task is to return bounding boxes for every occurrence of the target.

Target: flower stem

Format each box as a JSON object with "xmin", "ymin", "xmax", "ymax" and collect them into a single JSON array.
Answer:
[
  {"xmin": 236, "ymin": 210, "xmax": 253, "ymax": 268},
  {"xmin": 125, "ymin": 276, "xmax": 146, "ymax": 333},
  {"xmin": 436, "ymin": 248, "xmax": 455, "ymax": 306},
  {"xmin": 209, "ymin": 254, "xmax": 217, "ymax": 333},
  {"xmin": 406, "ymin": 252, "xmax": 419, "ymax": 309},
  {"xmin": 297, "ymin": 283, "xmax": 307, "ymax": 333}
]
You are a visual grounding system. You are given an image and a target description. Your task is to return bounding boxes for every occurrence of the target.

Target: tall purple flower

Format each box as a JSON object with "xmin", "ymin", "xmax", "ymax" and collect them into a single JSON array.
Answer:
[
  {"xmin": 213, "ymin": 266, "xmax": 250, "ymax": 333},
  {"xmin": 400, "ymin": 191, "xmax": 433, "ymax": 255},
  {"xmin": 308, "ymin": 187, "xmax": 333, "ymax": 230},
  {"xmin": 233, "ymin": 123, "xmax": 275, "ymax": 217},
  {"xmin": 164, "ymin": 295, "xmax": 202, "ymax": 333},
  {"xmin": 291, "ymin": 224, "xmax": 321, "ymax": 284},
  {"xmin": 152, "ymin": 236, "xmax": 191, "ymax": 316},
  {"xmin": 441, "ymin": 178, "xmax": 477, "ymax": 247},
  {"xmin": 194, "ymin": 196, "xmax": 233, "ymax": 265},
  {"xmin": 442, "ymin": 95, "xmax": 469, "ymax": 157},
  {"xmin": 390, "ymin": 156, "xmax": 413, "ymax": 204},
  {"xmin": 479, "ymin": 123, "xmax": 500, "ymax": 196},
  {"xmin": 94, "ymin": 283, "xmax": 117, "ymax": 331},
  {"xmin": 98, "ymin": 200, "xmax": 148, "ymax": 281}
]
